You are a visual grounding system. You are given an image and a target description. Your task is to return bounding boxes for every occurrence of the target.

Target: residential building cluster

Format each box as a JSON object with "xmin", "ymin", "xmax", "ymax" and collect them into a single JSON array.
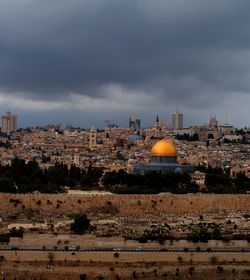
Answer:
[{"xmin": 0, "ymin": 113, "xmax": 249, "ymax": 180}]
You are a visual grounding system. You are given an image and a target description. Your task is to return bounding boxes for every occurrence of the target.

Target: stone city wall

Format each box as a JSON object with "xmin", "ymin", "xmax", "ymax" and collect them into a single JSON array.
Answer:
[{"xmin": 0, "ymin": 193, "xmax": 249, "ymax": 216}]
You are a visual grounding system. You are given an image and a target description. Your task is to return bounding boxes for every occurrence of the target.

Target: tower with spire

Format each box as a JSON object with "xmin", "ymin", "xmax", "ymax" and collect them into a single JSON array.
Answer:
[{"xmin": 155, "ymin": 115, "xmax": 161, "ymax": 136}]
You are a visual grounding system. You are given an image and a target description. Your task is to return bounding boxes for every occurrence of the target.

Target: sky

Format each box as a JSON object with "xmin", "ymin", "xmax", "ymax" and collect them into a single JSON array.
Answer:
[{"xmin": 0, "ymin": 0, "xmax": 250, "ymax": 128}]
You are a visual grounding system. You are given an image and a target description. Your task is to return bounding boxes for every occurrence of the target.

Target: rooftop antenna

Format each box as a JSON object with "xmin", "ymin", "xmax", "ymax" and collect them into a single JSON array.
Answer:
[{"xmin": 209, "ymin": 108, "xmax": 212, "ymax": 120}]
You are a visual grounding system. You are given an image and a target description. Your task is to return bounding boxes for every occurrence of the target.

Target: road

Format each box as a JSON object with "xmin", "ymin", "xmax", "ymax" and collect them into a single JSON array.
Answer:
[{"xmin": 0, "ymin": 247, "xmax": 249, "ymax": 253}]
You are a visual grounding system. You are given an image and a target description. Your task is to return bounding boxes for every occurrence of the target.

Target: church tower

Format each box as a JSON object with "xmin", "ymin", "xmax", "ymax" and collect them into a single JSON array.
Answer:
[{"xmin": 155, "ymin": 115, "xmax": 161, "ymax": 135}]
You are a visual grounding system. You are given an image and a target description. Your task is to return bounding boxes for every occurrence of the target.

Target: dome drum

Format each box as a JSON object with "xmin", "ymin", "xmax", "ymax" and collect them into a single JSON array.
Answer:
[{"xmin": 151, "ymin": 156, "xmax": 177, "ymax": 164}]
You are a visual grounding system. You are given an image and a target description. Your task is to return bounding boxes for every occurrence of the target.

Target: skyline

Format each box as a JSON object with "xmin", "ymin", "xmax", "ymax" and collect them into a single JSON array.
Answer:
[
  {"xmin": 0, "ymin": 109, "xmax": 246, "ymax": 130},
  {"xmin": 0, "ymin": 0, "xmax": 250, "ymax": 127}
]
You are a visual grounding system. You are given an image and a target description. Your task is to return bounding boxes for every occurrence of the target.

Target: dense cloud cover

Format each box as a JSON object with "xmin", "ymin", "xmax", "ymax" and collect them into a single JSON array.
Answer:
[{"xmin": 0, "ymin": 0, "xmax": 250, "ymax": 127}]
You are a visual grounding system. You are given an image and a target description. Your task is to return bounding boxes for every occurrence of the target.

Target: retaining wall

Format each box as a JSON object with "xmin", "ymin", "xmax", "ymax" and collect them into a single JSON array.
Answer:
[{"xmin": 0, "ymin": 193, "xmax": 249, "ymax": 216}]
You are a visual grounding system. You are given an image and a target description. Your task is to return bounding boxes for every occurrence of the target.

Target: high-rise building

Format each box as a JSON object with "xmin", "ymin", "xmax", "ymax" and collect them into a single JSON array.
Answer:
[
  {"xmin": 1, "ymin": 111, "xmax": 17, "ymax": 134},
  {"xmin": 129, "ymin": 115, "xmax": 141, "ymax": 130},
  {"xmin": 172, "ymin": 112, "xmax": 183, "ymax": 129}
]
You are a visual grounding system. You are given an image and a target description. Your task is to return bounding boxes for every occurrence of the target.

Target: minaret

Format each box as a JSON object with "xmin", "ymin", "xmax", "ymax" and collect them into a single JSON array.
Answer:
[
  {"xmin": 89, "ymin": 126, "xmax": 97, "ymax": 149},
  {"xmin": 74, "ymin": 148, "xmax": 80, "ymax": 166}
]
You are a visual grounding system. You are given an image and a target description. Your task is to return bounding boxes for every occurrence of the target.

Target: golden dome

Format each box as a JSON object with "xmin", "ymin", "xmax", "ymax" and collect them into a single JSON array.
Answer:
[{"xmin": 151, "ymin": 140, "xmax": 177, "ymax": 157}]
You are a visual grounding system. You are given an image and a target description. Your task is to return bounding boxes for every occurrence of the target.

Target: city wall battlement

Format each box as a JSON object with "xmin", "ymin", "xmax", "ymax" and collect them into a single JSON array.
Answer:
[{"xmin": 0, "ymin": 193, "xmax": 249, "ymax": 216}]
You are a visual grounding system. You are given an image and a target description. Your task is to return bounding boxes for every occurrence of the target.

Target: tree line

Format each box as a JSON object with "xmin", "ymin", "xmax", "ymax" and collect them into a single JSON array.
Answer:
[
  {"xmin": 0, "ymin": 157, "xmax": 102, "ymax": 193},
  {"xmin": 198, "ymin": 165, "xmax": 250, "ymax": 194},
  {"xmin": 175, "ymin": 133, "xmax": 199, "ymax": 141},
  {"xmin": 102, "ymin": 169, "xmax": 199, "ymax": 194},
  {"xmin": 0, "ymin": 157, "xmax": 249, "ymax": 194}
]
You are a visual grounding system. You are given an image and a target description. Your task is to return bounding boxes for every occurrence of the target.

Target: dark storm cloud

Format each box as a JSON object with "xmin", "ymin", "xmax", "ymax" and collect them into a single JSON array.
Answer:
[{"xmin": 0, "ymin": 0, "xmax": 250, "ymax": 124}]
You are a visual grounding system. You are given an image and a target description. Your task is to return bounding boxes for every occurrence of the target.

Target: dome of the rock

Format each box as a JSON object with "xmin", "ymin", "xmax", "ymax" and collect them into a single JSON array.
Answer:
[{"xmin": 151, "ymin": 140, "xmax": 177, "ymax": 157}]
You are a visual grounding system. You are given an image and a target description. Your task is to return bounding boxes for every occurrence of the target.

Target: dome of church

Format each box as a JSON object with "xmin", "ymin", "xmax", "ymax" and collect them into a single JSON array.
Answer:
[
  {"xmin": 175, "ymin": 167, "xmax": 183, "ymax": 173},
  {"xmin": 151, "ymin": 140, "xmax": 177, "ymax": 157},
  {"xmin": 128, "ymin": 134, "xmax": 144, "ymax": 143}
]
